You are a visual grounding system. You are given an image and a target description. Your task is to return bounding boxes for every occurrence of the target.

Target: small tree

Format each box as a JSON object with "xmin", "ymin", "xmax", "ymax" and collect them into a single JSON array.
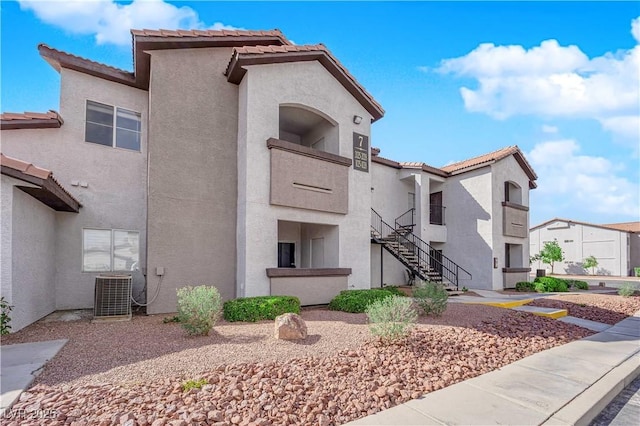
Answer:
[
  {"xmin": 530, "ymin": 239, "xmax": 565, "ymax": 274},
  {"xmin": 583, "ymin": 255, "xmax": 598, "ymax": 275}
]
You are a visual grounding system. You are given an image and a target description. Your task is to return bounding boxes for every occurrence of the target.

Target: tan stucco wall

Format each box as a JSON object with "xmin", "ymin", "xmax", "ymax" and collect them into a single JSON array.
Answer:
[
  {"xmin": 270, "ymin": 276, "xmax": 348, "ymax": 305},
  {"xmin": 146, "ymin": 48, "xmax": 238, "ymax": 314},
  {"xmin": 270, "ymin": 148, "xmax": 349, "ymax": 214},
  {"xmin": 1, "ymin": 68, "xmax": 148, "ymax": 310},
  {"xmin": 237, "ymin": 61, "xmax": 373, "ymax": 298},
  {"xmin": 443, "ymin": 167, "xmax": 493, "ymax": 289},
  {"xmin": 491, "ymin": 155, "xmax": 531, "ymax": 288}
]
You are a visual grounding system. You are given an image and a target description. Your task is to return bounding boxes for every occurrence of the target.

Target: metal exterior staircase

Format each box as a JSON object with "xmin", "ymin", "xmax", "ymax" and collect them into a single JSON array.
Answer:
[{"xmin": 371, "ymin": 208, "xmax": 472, "ymax": 290}]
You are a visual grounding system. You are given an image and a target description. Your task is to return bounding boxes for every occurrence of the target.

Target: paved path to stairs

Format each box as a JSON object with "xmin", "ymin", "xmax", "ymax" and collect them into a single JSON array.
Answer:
[{"xmin": 346, "ymin": 293, "xmax": 640, "ymax": 425}]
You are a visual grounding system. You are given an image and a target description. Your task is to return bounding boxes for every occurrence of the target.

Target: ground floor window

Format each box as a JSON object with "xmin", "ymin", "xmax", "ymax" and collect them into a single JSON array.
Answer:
[
  {"xmin": 278, "ymin": 242, "xmax": 296, "ymax": 268},
  {"xmin": 82, "ymin": 229, "xmax": 139, "ymax": 272}
]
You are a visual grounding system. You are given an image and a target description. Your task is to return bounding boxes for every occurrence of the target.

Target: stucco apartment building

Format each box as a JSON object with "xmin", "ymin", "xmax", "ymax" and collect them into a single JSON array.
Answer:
[
  {"xmin": 530, "ymin": 219, "xmax": 640, "ymax": 277},
  {"xmin": 1, "ymin": 29, "xmax": 537, "ymax": 331}
]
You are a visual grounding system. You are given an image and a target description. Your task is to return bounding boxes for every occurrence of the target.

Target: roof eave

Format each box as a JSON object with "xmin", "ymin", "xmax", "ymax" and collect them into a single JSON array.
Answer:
[
  {"xmin": 1, "ymin": 118, "xmax": 62, "ymax": 130},
  {"xmin": 133, "ymin": 34, "xmax": 290, "ymax": 90},
  {"xmin": 39, "ymin": 44, "xmax": 137, "ymax": 88},
  {"xmin": 226, "ymin": 50, "xmax": 384, "ymax": 122},
  {"xmin": 1, "ymin": 166, "xmax": 81, "ymax": 212}
]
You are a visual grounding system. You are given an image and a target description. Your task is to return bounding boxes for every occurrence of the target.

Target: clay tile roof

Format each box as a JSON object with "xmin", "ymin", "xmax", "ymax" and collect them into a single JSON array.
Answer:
[
  {"xmin": 0, "ymin": 153, "xmax": 51, "ymax": 179},
  {"xmin": 0, "ymin": 153, "xmax": 81, "ymax": 212},
  {"xmin": 441, "ymin": 146, "xmax": 520, "ymax": 173},
  {"xmin": 603, "ymin": 222, "xmax": 640, "ymax": 233},
  {"xmin": 1, "ymin": 110, "xmax": 64, "ymax": 130},
  {"xmin": 441, "ymin": 145, "xmax": 537, "ymax": 188},
  {"xmin": 226, "ymin": 44, "xmax": 384, "ymax": 122},
  {"xmin": 131, "ymin": 28, "xmax": 289, "ymax": 44}
]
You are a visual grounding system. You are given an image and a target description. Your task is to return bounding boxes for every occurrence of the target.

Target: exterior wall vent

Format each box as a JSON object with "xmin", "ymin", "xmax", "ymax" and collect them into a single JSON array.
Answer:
[{"xmin": 93, "ymin": 274, "xmax": 132, "ymax": 321}]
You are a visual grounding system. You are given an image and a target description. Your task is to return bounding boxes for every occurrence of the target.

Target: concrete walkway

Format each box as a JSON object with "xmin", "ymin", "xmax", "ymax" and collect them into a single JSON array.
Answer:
[
  {"xmin": 346, "ymin": 312, "xmax": 640, "ymax": 425},
  {"xmin": 0, "ymin": 339, "xmax": 67, "ymax": 415}
]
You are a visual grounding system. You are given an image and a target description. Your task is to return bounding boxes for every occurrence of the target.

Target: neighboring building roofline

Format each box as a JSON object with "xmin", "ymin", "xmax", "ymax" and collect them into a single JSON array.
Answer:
[
  {"xmin": 530, "ymin": 217, "xmax": 639, "ymax": 234},
  {"xmin": 1, "ymin": 110, "xmax": 64, "ymax": 130},
  {"xmin": 225, "ymin": 44, "xmax": 384, "ymax": 122},
  {"xmin": 602, "ymin": 222, "xmax": 640, "ymax": 233},
  {"xmin": 0, "ymin": 153, "xmax": 81, "ymax": 212}
]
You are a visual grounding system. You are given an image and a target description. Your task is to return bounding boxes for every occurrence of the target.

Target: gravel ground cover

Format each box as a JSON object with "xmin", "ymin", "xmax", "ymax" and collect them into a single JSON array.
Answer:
[
  {"xmin": 2, "ymin": 302, "xmax": 596, "ymax": 426},
  {"xmin": 529, "ymin": 294, "xmax": 640, "ymax": 325}
]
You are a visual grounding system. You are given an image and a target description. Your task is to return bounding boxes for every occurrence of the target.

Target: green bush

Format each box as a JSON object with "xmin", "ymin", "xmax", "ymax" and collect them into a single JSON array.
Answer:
[
  {"xmin": 566, "ymin": 279, "xmax": 589, "ymax": 290},
  {"xmin": 365, "ymin": 295, "xmax": 417, "ymax": 343},
  {"xmin": 328, "ymin": 289, "xmax": 397, "ymax": 313},
  {"xmin": 413, "ymin": 281, "xmax": 449, "ymax": 316},
  {"xmin": 533, "ymin": 277, "xmax": 569, "ymax": 293},
  {"xmin": 182, "ymin": 378, "xmax": 209, "ymax": 392},
  {"xmin": 0, "ymin": 297, "xmax": 12, "ymax": 335},
  {"xmin": 515, "ymin": 281, "xmax": 535, "ymax": 292},
  {"xmin": 223, "ymin": 296, "xmax": 300, "ymax": 322},
  {"xmin": 176, "ymin": 285, "xmax": 222, "ymax": 335},
  {"xmin": 618, "ymin": 282, "xmax": 638, "ymax": 297},
  {"xmin": 634, "ymin": 267, "xmax": 640, "ymax": 277},
  {"xmin": 381, "ymin": 286, "xmax": 406, "ymax": 297}
]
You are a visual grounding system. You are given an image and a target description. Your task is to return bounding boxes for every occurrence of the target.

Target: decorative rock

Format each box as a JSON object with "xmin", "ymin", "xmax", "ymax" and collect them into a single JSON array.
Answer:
[{"xmin": 274, "ymin": 313, "xmax": 307, "ymax": 340}]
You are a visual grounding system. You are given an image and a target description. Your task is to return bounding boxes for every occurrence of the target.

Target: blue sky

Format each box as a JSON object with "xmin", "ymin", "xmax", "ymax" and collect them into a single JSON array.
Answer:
[{"xmin": 2, "ymin": 1, "xmax": 639, "ymax": 226}]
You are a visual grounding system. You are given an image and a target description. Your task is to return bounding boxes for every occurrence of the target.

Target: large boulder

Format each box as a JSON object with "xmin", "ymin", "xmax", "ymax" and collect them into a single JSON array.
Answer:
[{"xmin": 274, "ymin": 313, "xmax": 307, "ymax": 340}]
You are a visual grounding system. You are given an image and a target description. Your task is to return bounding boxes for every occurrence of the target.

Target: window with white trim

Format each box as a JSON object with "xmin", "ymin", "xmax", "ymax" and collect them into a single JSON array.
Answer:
[
  {"xmin": 85, "ymin": 100, "xmax": 141, "ymax": 151},
  {"xmin": 82, "ymin": 229, "xmax": 140, "ymax": 272}
]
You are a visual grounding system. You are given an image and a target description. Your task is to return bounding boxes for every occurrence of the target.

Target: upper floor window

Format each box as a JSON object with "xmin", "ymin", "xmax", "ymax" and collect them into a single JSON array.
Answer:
[{"xmin": 85, "ymin": 100, "xmax": 141, "ymax": 151}]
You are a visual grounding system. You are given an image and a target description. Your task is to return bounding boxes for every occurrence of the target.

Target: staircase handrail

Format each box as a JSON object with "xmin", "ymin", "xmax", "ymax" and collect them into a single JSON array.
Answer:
[{"xmin": 395, "ymin": 208, "xmax": 416, "ymax": 230}]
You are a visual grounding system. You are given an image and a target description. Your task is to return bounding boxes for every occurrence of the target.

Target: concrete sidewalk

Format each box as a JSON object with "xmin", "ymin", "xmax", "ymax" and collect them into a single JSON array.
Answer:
[
  {"xmin": 0, "ymin": 339, "xmax": 67, "ymax": 415},
  {"xmin": 346, "ymin": 314, "xmax": 640, "ymax": 425}
]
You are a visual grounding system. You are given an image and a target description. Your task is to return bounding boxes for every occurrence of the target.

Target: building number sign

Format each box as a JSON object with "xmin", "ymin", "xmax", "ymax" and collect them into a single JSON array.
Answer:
[{"xmin": 353, "ymin": 132, "xmax": 369, "ymax": 172}]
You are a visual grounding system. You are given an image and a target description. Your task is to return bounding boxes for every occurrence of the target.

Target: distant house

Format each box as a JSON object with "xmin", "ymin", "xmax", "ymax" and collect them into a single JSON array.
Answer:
[
  {"xmin": 1, "ymin": 28, "xmax": 537, "ymax": 331},
  {"xmin": 530, "ymin": 218, "xmax": 640, "ymax": 276}
]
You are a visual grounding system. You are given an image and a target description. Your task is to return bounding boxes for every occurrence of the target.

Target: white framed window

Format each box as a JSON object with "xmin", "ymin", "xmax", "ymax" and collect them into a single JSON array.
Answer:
[
  {"xmin": 85, "ymin": 100, "xmax": 141, "ymax": 151},
  {"xmin": 82, "ymin": 228, "xmax": 139, "ymax": 272}
]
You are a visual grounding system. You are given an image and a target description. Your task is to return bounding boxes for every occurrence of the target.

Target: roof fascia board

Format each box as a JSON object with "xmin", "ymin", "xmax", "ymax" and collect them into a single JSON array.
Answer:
[
  {"xmin": 1, "ymin": 119, "xmax": 61, "ymax": 130},
  {"xmin": 227, "ymin": 51, "xmax": 384, "ymax": 122},
  {"xmin": 1, "ymin": 166, "xmax": 81, "ymax": 212}
]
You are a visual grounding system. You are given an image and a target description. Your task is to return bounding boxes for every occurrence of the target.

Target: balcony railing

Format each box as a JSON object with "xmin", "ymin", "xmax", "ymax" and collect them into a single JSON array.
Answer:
[{"xmin": 430, "ymin": 204, "xmax": 446, "ymax": 225}]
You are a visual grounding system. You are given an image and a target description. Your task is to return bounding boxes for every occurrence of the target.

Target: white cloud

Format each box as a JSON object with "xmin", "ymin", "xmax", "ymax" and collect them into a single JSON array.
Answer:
[
  {"xmin": 18, "ymin": 0, "xmax": 239, "ymax": 46},
  {"xmin": 542, "ymin": 125, "xmax": 558, "ymax": 134},
  {"xmin": 436, "ymin": 17, "xmax": 640, "ymax": 142},
  {"xmin": 528, "ymin": 140, "xmax": 639, "ymax": 218}
]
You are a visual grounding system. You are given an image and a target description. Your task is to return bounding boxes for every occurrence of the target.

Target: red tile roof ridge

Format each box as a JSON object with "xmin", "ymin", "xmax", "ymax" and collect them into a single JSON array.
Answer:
[
  {"xmin": 0, "ymin": 153, "xmax": 81, "ymax": 206},
  {"xmin": 1, "ymin": 110, "xmax": 62, "ymax": 122},
  {"xmin": 131, "ymin": 28, "xmax": 290, "ymax": 44},
  {"xmin": 229, "ymin": 43, "xmax": 383, "ymax": 115},
  {"xmin": 0, "ymin": 152, "xmax": 52, "ymax": 180},
  {"xmin": 441, "ymin": 145, "xmax": 519, "ymax": 173},
  {"xmin": 39, "ymin": 43, "xmax": 133, "ymax": 75}
]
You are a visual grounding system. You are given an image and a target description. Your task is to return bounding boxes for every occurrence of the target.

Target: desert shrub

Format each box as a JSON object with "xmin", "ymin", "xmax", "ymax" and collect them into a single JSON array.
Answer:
[
  {"xmin": 533, "ymin": 277, "xmax": 568, "ymax": 293},
  {"xmin": 618, "ymin": 282, "xmax": 638, "ymax": 297},
  {"xmin": 223, "ymin": 295, "xmax": 300, "ymax": 322},
  {"xmin": 413, "ymin": 281, "xmax": 449, "ymax": 316},
  {"xmin": 566, "ymin": 279, "xmax": 589, "ymax": 290},
  {"xmin": 163, "ymin": 315, "xmax": 180, "ymax": 323},
  {"xmin": 365, "ymin": 295, "xmax": 417, "ymax": 343},
  {"xmin": 328, "ymin": 289, "xmax": 397, "ymax": 313},
  {"xmin": 381, "ymin": 286, "xmax": 406, "ymax": 297},
  {"xmin": 0, "ymin": 297, "xmax": 12, "ymax": 335},
  {"xmin": 634, "ymin": 267, "xmax": 640, "ymax": 277},
  {"xmin": 176, "ymin": 285, "xmax": 222, "ymax": 335},
  {"xmin": 182, "ymin": 378, "xmax": 209, "ymax": 392},
  {"xmin": 515, "ymin": 281, "xmax": 535, "ymax": 292}
]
